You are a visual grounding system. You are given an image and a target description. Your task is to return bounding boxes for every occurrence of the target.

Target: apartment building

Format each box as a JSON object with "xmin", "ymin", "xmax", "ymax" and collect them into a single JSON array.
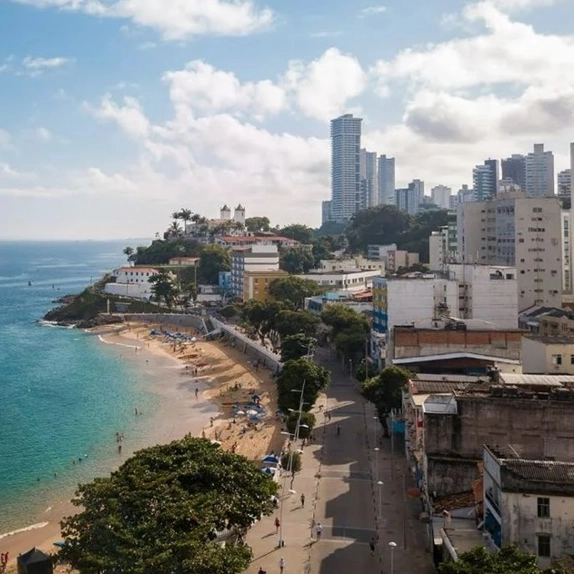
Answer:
[
  {"xmin": 457, "ymin": 191, "xmax": 562, "ymax": 310},
  {"xmin": 230, "ymin": 244, "xmax": 280, "ymax": 298}
]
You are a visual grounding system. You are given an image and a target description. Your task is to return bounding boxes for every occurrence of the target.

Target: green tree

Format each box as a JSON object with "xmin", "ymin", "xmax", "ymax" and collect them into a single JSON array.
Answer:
[
  {"xmin": 280, "ymin": 333, "xmax": 316, "ymax": 362},
  {"xmin": 60, "ymin": 437, "xmax": 278, "ymax": 574},
  {"xmin": 268, "ymin": 276, "xmax": 323, "ymax": 310},
  {"xmin": 179, "ymin": 208, "xmax": 193, "ymax": 231},
  {"xmin": 281, "ymin": 450, "xmax": 302, "ymax": 473},
  {"xmin": 279, "ymin": 248, "xmax": 315, "ymax": 274},
  {"xmin": 346, "ymin": 205, "xmax": 412, "ymax": 253},
  {"xmin": 439, "ymin": 545, "xmax": 563, "ymax": 574},
  {"xmin": 334, "ymin": 326, "xmax": 368, "ymax": 359},
  {"xmin": 361, "ymin": 366, "xmax": 410, "ymax": 415},
  {"xmin": 245, "ymin": 216, "xmax": 271, "ymax": 233},
  {"xmin": 198, "ymin": 245, "xmax": 231, "ymax": 284},
  {"xmin": 279, "ymin": 224, "xmax": 315, "ymax": 244},
  {"xmin": 133, "ymin": 239, "xmax": 202, "ymax": 266},
  {"xmin": 276, "ymin": 358, "xmax": 329, "ymax": 412},
  {"xmin": 321, "ymin": 304, "xmax": 370, "ymax": 338},
  {"xmin": 149, "ymin": 269, "xmax": 179, "ymax": 310},
  {"xmin": 275, "ymin": 310, "xmax": 320, "ymax": 339},
  {"xmin": 241, "ymin": 300, "xmax": 285, "ymax": 348},
  {"xmin": 219, "ymin": 305, "xmax": 238, "ymax": 319},
  {"xmin": 123, "ymin": 246, "xmax": 135, "ymax": 266},
  {"xmin": 285, "ymin": 411, "xmax": 316, "ymax": 439}
]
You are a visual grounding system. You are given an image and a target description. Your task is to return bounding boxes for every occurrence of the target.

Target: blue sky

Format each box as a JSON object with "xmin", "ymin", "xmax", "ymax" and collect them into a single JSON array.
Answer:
[{"xmin": 0, "ymin": 0, "xmax": 572, "ymax": 239}]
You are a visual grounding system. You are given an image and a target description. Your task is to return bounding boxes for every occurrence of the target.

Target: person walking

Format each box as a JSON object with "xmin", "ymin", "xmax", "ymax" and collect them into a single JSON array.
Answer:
[
  {"xmin": 279, "ymin": 556, "xmax": 285, "ymax": 573},
  {"xmin": 315, "ymin": 522, "xmax": 323, "ymax": 540},
  {"xmin": 369, "ymin": 537, "xmax": 376, "ymax": 556},
  {"xmin": 336, "ymin": 423, "xmax": 341, "ymax": 436},
  {"xmin": 300, "ymin": 493, "xmax": 305, "ymax": 507},
  {"xmin": 274, "ymin": 517, "xmax": 281, "ymax": 534}
]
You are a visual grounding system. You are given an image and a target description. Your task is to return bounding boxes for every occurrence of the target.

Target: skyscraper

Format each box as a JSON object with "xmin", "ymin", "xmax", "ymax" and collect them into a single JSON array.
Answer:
[
  {"xmin": 431, "ymin": 185, "xmax": 452, "ymax": 210},
  {"xmin": 501, "ymin": 154, "xmax": 526, "ymax": 191},
  {"xmin": 330, "ymin": 114, "xmax": 362, "ymax": 222},
  {"xmin": 360, "ymin": 148, "xmax": 377, "ymax": 209},
  {"xmin": 377, "ymin": 155, "xmax": 395, "ymax": 205},
  {"xmin": 525, "ymin": 143, "xmax": 554, "ymax": 197},
  {"xmin": 558, "ymin": 169, "xmax": 571, "ymax": 199},
  {"xmin": 484, "ymin": 159, "xmax": 499, "ymax": 196},
  {"xmin": 473, "ymin": 164, "xmax": 496, "ymax": 202}
]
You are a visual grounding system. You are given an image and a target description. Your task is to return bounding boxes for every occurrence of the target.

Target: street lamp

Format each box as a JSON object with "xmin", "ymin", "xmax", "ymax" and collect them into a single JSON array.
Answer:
[
  {"xmin": 373, "ymin": 415, "xmax": 378, "ymax": 448},
  {"xmin": 377, "ymin": 480, "xmax": 384, "ymax": 526},
  {"xmin": 388, "ymin": 541, "xmax": 397, "ymax": 574},
  {"xmin": 374, "ymin": 447, "xmax": 380, "ymax": 483},
  {"xmin": 277, "ymin": 382, "xmax": 307, "ymax": 548}
]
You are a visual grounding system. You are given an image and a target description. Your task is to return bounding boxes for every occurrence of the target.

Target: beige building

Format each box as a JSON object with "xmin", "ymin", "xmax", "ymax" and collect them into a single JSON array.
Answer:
[
  {"xmin": 522, "ymin": 336, "xmax": 574, "ymax": 374},
  {"xmin": 457, "ymin": 191, "xmax": 562, "ymax": 310},
  {"xmin": 242, "ymin": 269, "xmax": 288, "ymax": 302}
]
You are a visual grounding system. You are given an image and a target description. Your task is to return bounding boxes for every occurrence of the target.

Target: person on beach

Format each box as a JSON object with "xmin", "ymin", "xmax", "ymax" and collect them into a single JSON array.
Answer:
[
  {"xmin": 279, "ymin": 557, "xmax": 285, "ymax": 573},
  {"xmin": 195, "ymin": 387, "xmax": 199, "ymax": 398},
  {"xmin": 300, "ymin": 493, "xmax": 305, "ymax": 507},
  {"xmin": 274, "ymin": 517, "xmax": 280, "ymax": 534},
  {"xmin": 315, "ymin": 523, "xmax": 322, "ymax": 540},
  {"xmin": 118, "ymin": 444, "xmax": 122, "ymax": 454}
]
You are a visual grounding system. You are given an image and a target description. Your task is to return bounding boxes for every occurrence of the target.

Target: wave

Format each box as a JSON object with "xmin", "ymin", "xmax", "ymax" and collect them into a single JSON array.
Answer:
[
  {"xmin": 0, "ymin": 522, "xmax": 49, "ymax": 540},
  {"xmin": 38, "ymin": 320, "xmax": 75, "ymax": 329},
  {"xmin": 98, "ymin": 335, "xmax": 140, "ymax": 350},
  {"xmin": 0, "ymin": 273, "xmax": 28, "ymax": 282}
]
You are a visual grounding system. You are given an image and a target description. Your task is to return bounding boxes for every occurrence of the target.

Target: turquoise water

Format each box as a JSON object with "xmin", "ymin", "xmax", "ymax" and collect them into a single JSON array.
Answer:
[{"xmin": 0, "ymin": 241, "xmax": 157, "ymax": 532}]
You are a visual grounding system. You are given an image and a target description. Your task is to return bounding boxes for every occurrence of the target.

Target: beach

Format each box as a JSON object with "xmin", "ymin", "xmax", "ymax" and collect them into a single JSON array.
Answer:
[{"xmin": 1, "ymin": 320, "xmax": 283, "ymax": 573}]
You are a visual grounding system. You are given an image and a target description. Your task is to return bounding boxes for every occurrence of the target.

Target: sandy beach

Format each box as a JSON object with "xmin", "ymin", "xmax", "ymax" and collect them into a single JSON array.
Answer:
[{"xmin": 1, "ymin": 320, "xmax": 283, "ymax": 573}]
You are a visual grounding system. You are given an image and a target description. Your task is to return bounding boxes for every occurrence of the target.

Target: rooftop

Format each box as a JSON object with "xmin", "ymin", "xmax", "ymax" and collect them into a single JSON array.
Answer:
[
  {"xmin": 219, "ymin": 235, "xmax": 297, "ymax": 243},
  {"xmin": 394, "ymin": 352, "xmax": 520, "ymax": 365},
  {"xmin": 525, "ymin": 335, "xmax": 574, "ymax": 344}
]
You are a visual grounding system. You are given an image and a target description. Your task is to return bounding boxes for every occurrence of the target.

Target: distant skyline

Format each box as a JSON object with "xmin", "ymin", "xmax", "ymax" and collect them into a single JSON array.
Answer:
[{"xmin": 0, "ymin": 0, "xmax": 573, "ymax": 239}]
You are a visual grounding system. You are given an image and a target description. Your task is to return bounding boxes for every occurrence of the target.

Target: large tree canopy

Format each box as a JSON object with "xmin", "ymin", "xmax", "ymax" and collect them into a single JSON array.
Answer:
[
  {"xmin": 276, "ymin": 358, "xmax": 330, "ymax": 412},
  {"xmin": 280, "ymin": 333, "xmax": 316, "ymax": 363},
  {"xmin": 439, "ymin": 545, "xmax": 563, "ymax": 574},
  {"xmin": 60, "ymin": 438, "xmax": 278, "ymax": 574},
  {"xmin": 198, "ymin": 245, "xmax": 231, "ymax": 284},
  {"xmin": 279, "ymin": 224, "xmax": 315, "ymax": 244},
  {"xmin": 268, "ymin": 276, "xmax": 324, "ymax": 310},
  {"xmin": 275, "ymin": 310, "xmax": 320, "ymax": 339}
]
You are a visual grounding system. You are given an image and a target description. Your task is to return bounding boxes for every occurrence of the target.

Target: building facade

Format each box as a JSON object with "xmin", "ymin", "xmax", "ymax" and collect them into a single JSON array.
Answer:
[
  {"xmin": 105, "ymin": 266, "xmax": 162, "ymax": 299},
  {"xmin": 360, "ymin": 148, "xmax": 377, "ymax": 209},
  {"xmin": 501, "ymin": 154, "xmax": 526, "ymax": 191},
  {"xmin": 457, "ymin": 192, "xmax": 562, "ymax": 310},
  {"xmin": 330, "ymin": 114, "xmax": 362, "ymax": 222},
  {"xmin": 522, "ymin": 336, "xmax": 574, "ymax": 375},
  {"xmin": 377, "ymin": 155, "xmax": 395, "ymax": 205},
  {"xmin": 230, "ymin": 244, "xmax": 280, "ymax": 297},
  {"xmin": 473, "ymin": 163, "xmax": 496, "ymax": 202},
  {"xmin": 525, "ymin": 143, "xmax": 555, "ymax": 197},
  {"xmin": 431, "ymin": 185, "xmax": 452, "ymax": 210},
  {"xmin": 297, "ymin": 269, "xmax": 379, "ymax": 292},
  {"xmin": 242, "ymin": 269, "xmax": 288, "ymax": 302}
]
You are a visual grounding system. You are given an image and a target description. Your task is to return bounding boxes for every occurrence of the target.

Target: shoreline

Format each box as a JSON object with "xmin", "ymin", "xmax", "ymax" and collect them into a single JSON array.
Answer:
[{"xmin": 1, "ymin": 320, "xmax": 283, "ymax": 572}]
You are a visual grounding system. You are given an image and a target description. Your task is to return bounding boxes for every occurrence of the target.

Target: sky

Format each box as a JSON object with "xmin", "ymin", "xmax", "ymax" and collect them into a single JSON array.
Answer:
[{"xmin": 0, "ymin": 0, "xmax": 573, "ymax": 240}]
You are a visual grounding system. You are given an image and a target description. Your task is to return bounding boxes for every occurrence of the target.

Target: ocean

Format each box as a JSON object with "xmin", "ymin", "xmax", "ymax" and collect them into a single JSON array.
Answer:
[{"xmin": 0, "ymin": 240, "xmax": 158, "ymax": 533}]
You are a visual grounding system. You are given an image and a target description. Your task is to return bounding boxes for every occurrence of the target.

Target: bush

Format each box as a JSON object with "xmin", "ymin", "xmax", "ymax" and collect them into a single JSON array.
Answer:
[
  {"xmin": 219, "ymin": 305, "xmax": 238, "ymax": 318},
  {"xmin": 281, "ymin": 450, "xmax": 302, "ymax": 473},
  {"xmin": 285, "ymin": 411, "xmax": 316, "ymax": 439}
]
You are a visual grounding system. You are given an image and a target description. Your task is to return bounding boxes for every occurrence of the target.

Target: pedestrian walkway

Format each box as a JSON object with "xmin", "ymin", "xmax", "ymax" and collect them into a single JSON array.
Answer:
[{"xmin": 244, "ymin": 348, "xmax": 435, "ymax": 573}]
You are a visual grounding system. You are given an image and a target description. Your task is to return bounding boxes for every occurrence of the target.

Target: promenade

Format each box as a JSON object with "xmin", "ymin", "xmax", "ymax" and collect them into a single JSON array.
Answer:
[{"xmin": 245, "ymin": 349, "xmax": 436, "ymax": 573}]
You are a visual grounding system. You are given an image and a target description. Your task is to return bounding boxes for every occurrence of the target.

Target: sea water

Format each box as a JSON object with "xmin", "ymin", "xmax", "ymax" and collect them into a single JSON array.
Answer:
[{"xmin": 0, "ymin": 240, "xmax": 156, "ymax": 533}]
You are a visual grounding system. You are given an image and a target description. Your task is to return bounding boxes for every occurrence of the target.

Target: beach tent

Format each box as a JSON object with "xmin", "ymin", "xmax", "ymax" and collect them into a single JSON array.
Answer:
[{"xmin": 17, "ymin": 547, "xmax": 53, "ymax": 574}]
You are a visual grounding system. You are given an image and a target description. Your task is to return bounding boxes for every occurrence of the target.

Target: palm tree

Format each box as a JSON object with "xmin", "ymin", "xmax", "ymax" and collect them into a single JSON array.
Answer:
[{"xmin": 179, "ymin": 209, "xmax": 193, "ymax": 232}]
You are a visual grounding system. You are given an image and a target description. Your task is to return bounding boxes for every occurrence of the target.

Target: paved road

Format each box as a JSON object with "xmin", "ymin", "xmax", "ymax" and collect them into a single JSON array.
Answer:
[{"xmin": 245, "ymin": 349, "xmax": 435, "ymax": 573}]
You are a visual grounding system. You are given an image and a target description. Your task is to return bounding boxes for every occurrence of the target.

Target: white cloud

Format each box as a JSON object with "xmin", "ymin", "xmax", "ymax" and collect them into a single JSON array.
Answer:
[
  {"xmin": 10, "ymin": 0, "xmax": 274, "ymax": 40},
  {"xmin": 163, "ymin": 61, "xmax": 286, "ymax": 120},
  {"xmin": 86, "ymin": 94, "xmax": 151, "ymax": 138},
  {"xmin": 488, "ymin": 0, "xmax": 559, "ymax": 11},
  {"xmin": 358, "ymin": 5, "xmax": 387, "ymax": 18},
  {"xmin": 35, "ymin": 127, "xmax": 53, "ymax": 142},
  {"xmin": 283, "ymin": 48, "xmax": 367, "ymax": 122},
  {"xmin": 23, "ymin": 56, "xmax": 72, "ymax": 70},
  {"xmin": 0, "ymin": 163, "xmax": 35, "ymax": 180}
]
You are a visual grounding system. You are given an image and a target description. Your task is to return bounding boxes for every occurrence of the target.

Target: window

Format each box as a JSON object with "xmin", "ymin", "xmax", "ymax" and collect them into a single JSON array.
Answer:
[
  {"xmin": 551, "ymin": 355, "xmax": 562, "ymax": 366},
  {"xmin": 537, "ymin": 497, "xmax": 550, "ymax": 518},
  {"xmin": 570, "ymin": 355, "xmax": 574, "ymax": 365},
  {"xmin": 537, "ymin": 534, "xmax": 551, "ymax": 558}
]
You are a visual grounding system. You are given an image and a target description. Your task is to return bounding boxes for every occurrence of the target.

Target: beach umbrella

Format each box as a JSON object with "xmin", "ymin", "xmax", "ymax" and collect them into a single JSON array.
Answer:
[
  {"xmin": 236, "ymin": 410, "xmax": 245, "ymax": 415},
  {"xmin": 246, "ymin": 409, "xmax": 258, "ymax": 416},
  {"xmin": 262, "ymin": 467, "xmax": 274, "ymax": 475},
  {"xmin": 192, "ymin": 337, "xmax": 197, "ymax": 342},
  {"xmin": 262, "ymin": 454, "xmax": 280, "ymax": 464}
]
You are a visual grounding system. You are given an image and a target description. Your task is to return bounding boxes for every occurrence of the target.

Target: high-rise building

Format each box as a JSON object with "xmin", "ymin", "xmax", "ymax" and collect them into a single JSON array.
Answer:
[
  {"xmin": 431, "ymin": 185, "xmax": 452, "ymax": 210},
  {"xmin": 457, "ymin": 191, "xmax": 562, "ymax": 310},
  {"xmin": 377, "ymin": 155, "xmax": 395, "ymax": 205},
  {"xmin": 321, "ymin": 200, "xmax": 332, "ymax": 225},
  {"xmin": 525, "ymin": 143, "xmax": 554, "ymax": 197},
  {"xmin": 395, "ymin": 182, "xmax": 422, "ymax": 215},
  {"xmin": 457, "ymin": 184, "xmax": 474, "ymax": 204},
  {"xmin": 558, "ymin": 169, "xmax": 571, "ymax": 200},
  {"xmin": 330, "ymin": 114, "xmax": 362, "ymax": 222},
  {"xmin": 501, "ymin": 154, "xmax": 526, "ymax": 191},
  {"xmin": 360, "ymin": 148, "xmax": 377, "ymax": 209},
  {"xmin": 473, "ymin": 163, "xmax": 497, "ymax": 201}
]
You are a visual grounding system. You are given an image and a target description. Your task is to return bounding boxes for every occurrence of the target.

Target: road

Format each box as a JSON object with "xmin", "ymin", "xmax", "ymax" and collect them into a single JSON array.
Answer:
[{"xmin": 245, "ymin": 349, "xmax": 435, "ymax": 573}]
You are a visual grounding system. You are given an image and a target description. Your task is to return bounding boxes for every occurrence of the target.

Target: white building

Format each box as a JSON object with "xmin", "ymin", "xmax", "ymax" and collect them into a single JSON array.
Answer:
[
  {"xmin": 429, "ymin": 229, "xmax": 449, "ymax": 272},
  {"xmin": 431, "ymin": 185, "xmax": 452, "ymax": 210},
  {"xmin": 367, "ymin": 244, "xmax": 397, "ymax": 260},
  {"xmin": 457, "ymin": 191, "xmax": 562, "ymax": 310},
  {"xmin": 562, "ymin": 210, "xmax": 571, "ymax": 293},
  {"xmin": 377, "ymin": 155, "xmax": 395, "ymax": 205},
  {"xmin": 448, "ymin": 264, "xmax": 518, "ymax": 329},
  {"xmin": 522, "ymin": 336, "xmax": 574, "ymax": 374},
  {"xmin": 298, "ymin": 269, "xmax": 380, "ymax": 293},
  {"xmin": 104, "ymin": 266, "xmax": 161, "ymax": 299},
  {"xmin": 525, "ymin": 143, "xmax": 555, "ymax": 197},
  {"xmin": 558, "ymin": 169, "xmax": 571, "ymax": 199},
  {"xmin": 230, "ymin": 244, "xmax": 279, "ymax": 297},
  {"xmin": 385, "ymin": 276, "xmax": 459, "ymax": 330},
  {"xmin": 330, "ymin": 114, "xmax": 362, "ymax": 222},
  {"xmin": 360, "ymin": 148, "xmax": 378, "ymax": 209},
  {"xmin": 483, "ymin": 445, "xmax": 574, "ymax": 568},
  {"xmin": 318, "ymin": 257, "xmax": 385, "ymax": 274}
]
